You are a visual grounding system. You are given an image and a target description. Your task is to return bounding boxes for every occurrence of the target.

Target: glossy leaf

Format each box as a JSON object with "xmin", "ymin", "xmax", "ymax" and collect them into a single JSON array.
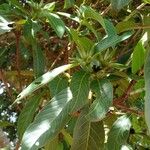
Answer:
[
  {"xmin": 17, "ymin": 94, "xmax": 43, "ymax": 140},
  {"xmin": 64, "ymin": 0, "xmax": 75, "ymax": 9},
  {"xmin": 0, "ymin": 16, "xmax": 12, "ymax": 35},
  {"xmin": 48, "ymin": 76, "xmax": 68, "ymax": 97},
  {"xmin": 93, "ymin": 31, "xmax": 133, "ymax": 56},
  {"xmin": 14, "ymin": 64, "xmax": 74, "ymax": 104},
  {"xmin": 111, "ymin": 0, "xmax": 132, "ymax": 11},
  {"xmin": 43, "ymin": 2, "xmax": 55, "ymax": 11},
  {"xmin": 87, "ymin": 79, "xmax": 113, "ymax": 122},
  {"xmin": 132, "ymin": 41, "xmax": 145, "ymax": 74},
  {"xmin": 104, "ymin": 19, "xmax": 117, "ymax": 36},
  {"xmin": 21, "ymin": 88, "xmax": 73, "ymax": 150},
  {"xmin": 46, "ymin": 13, "xmax": 65, "ymax": 38},
  {"xmin": 107, "ymin": 115, "xmax": 131, "ymax": 150},
  {"xmin": 144, "ymin": 49, "xmax": 150, "ymax": 133},
  {"xmin": 71, "ymin": 107, "xmax": 105, "ymax": 150},
  {"xmin": 70, "ymin": 71, "xmax": 90, "ymax": 112}
]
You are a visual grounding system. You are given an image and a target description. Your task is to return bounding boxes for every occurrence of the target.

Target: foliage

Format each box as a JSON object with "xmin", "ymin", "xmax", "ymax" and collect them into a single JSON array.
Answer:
[{"xmin": 0, "ymin": 0, "xmax": 150, "ymax": 149}]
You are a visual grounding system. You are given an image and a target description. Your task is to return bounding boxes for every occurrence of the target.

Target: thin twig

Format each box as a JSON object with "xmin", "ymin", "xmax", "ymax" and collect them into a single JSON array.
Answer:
[
  {"xmin": 15, "ymin": 31, "xmax": 22, "ymax": 90},
  {"xmin": 113, "ymin": 80, "xmax": 137, "ymax": 105}
]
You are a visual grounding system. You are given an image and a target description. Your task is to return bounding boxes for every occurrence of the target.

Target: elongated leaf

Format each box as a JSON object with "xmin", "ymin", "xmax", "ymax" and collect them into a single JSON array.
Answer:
[
  {"xmin": 111, "ymin": 0, "xmax": 132, "ymax": 11},
  {"xmin": 69, "ymin": 28, "xmax": 94, "ymax": 57},
  {"xmin": 32, "ymin": 42, "xmax": 45, "ymax": 78},
  {"xmin": 46, "ymin": 13, "xmax": 65, "ymax": 38},
  {"xmin": 87, "ymin": 79, "xmax": 113, "ymax": 122},
  {"xmin": 104, "ymin": 19, "xmax": 117, "ymax": 36},
  {"xmin": 23, "ymin": 20, "xmax": 45, "ymax": 78},
  {"xmin": 93, "ymin": 31, "xmax": 133, "ymax": 56},
  {"xmin": 71, "ymin": 107, "xmax": 105, "ymax": 150},
  {"xmin": 107, "ymin": 115, "xmax": 131, "ymax": 150},
  {"xmin": 132, "ymin": 41, "xmax": 145, "ymax": 74},
  {"xmin": 13, "ymin": 64, "xmax": 74, "ymax": 104},
  {"xmin": 70, "ymin": 71, "xmax": 90, "ymax": 112},
  {"xmin": 80, "ymin": 5, "xmax": 106, "ymax": 31},
  {"xmin": 17, "ymin": 94, "xmax": 43, "ymax": 140},
  {"xmin": 116, "ymin": 20, "xmax": 137, "ymax": 33},
  {"xmin": 44, "ymin": 136, "xmax": 59, "ymax": 150},
  {"xmin": 21, "ymin": 88, "xmax": 73, "ymax": 150},
  {"xmin": 48, "ymin": 76, "xmax": 68, "ymax": 97},
  {"xmin": 144, "ymin": 49, "xmax": 150, "ymax": 133},
  {"xmin": 64, "ymin": 0, "xmax": 75, "ymax": 9}
]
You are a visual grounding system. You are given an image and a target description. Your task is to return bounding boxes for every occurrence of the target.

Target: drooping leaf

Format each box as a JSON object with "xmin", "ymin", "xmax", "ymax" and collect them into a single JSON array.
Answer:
[
  {"xmin": 64, "ymin": 0, "xmax": 75, "ymax": 9},
  {"xmin": 17, "ymin": 94, "xmax": 43, "ymax": 140},
  {"xmin": 132, "ymin": 41, "xmax": 145, "ymax": 74},
  {"xmin": 70, "ymin": 71, "xmax": 90, "ymax": 112},
  {"xmin": 71, "ymin": 107, "xmax": 105, "ymax": 150},
  {"xmin": 48, "ymin": 75, "xmax": 68, "ymax": 97},
  {"xmin": 107, "ymin": 115, "xmax": 131, "ymax": 150},
  {"xmin": 23, "ymin": 20, "xmax": 45, "ymax": 78},
  {"xmin": 13, "ymin": 64, "xmax": 74, "ymax": 104},
  {"xmin": 111, "ymin": 0, "xmax": 132, "ymax": 11},
  {"xmin": 144, "ymin": 49, "xmax": 150, "ymax": 133},
  {"xmin": 21, "ymin": 88, "xmax": 73, "ymax": 150},
  {"xmin": 46, "ymin": 13, "xmax": 65, "ymax": 38},
  {"xmin": 79, "ymin": 5, "xmax": 106, "ymax": 31},
  {"xmin": 32, "ymin": 42, "xmax": 45, "ymax": 78},
  {"xmin": 87, "ymin": 79, "xmax": 113, "ymax": 122}
]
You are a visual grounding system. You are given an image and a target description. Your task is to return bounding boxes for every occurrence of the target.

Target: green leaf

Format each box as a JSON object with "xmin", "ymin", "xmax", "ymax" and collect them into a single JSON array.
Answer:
[
  {"xmin": 71, "ymin": 107, "xmax": 105, "ymax": 150},
  {"xmin": 70, "ymin": 71, "xmax": 90, "ymax": 112},
  {"xmin": 13, "ymin": 64, "xmax": 74, "ymax": 104},
  {"xmin": 17, "ymin": 94, "xmax": 43, "ymax": 140},
  {"xmin": 93, "ymin": 31, "xmax": 133, "ymax": 56},
  {"xmin": 144, "ymin": 49, "xmax": 150, "ymax": 133},
  {"xmin": 69, "ymin": 28, "xmax": 94, "ymax": 57},
  {"xmin": 32, "ymin": 41, "xmax": 45, "ymax": 78},
  {"xmin": 64, "ymin": 0, "xmax": 75, "ymax": 9},
  {"xmin": 21, "ymin": 88, "xmax": 73, "ymax": 150},
  {"xmin": 46, "ymin": 13, "xmax": 65, "ymax": 38},
  {"xmin": 80, "ymin": 5, "xmax": 106, "ymax": 31},
  {"xmin": 104, "ymin": 19, "xmax": 117, "ymax": 36},
  {"xmin": 43, "ymin": 2, "xmax": 55, "ymax": 11},
  {"xmin": 132, "ymin": 41, "xmax": 145, "ymax": 74},
  {"xmin": 48, "ymin": 75, "xmax": 68, "ymax": 97},
  {"xmin": 0, "ymin": 121, "xmax": 13, "ymax": 128},
  {"xmin": 143, "ymin": 0, "xmax": 150, "ymax": 3},
  {"xmin": 44, "ymin": 136, "xmax": 59, "ymax": 150},
  {"xmin": 116, "ymin": 20, "xmax": 137, "ymax": 33},
  {"xmin": 23, "ymin": 20, "xmax": 45, "ymax": 78},
  {"xmin": 0, "ymin": 16, "xmax": 12, "ymax": 35},
  {"xmin": 107, "ymin": 115, "xmax": 131, "ymax": 150},
  {"xmin": 111, "ymin": 0, "xmax": 132, "ymax": 11},
  {"xmin": 87, "ymin": 79, "xmax": 113, "ymax": 122}
]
